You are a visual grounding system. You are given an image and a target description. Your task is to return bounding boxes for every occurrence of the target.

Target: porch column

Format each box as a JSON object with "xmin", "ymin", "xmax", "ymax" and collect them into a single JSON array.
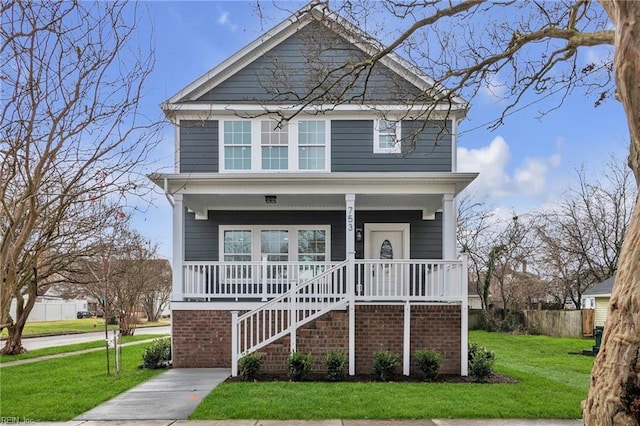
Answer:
[
  {"xmin": 346, "ymin": 193, "xmax": 356, "ymax": 376},
  {"xmin": 460, "ymin": 253, "xmax": 469, "ymax": 376},
  {"xmin": 403, "ymin": 302, "xmax": 411, "ymax": 376},
  {"xmin": 442, "ymin": 193, "xmax": 456, "ymax": 259},
  {"xmin": 172, "ymin": 193, "xmax": 184, "ymax": 302}
]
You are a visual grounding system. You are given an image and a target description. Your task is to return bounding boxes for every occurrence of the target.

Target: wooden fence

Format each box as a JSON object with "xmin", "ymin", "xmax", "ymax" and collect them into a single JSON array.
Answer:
[{"xmin": 523, "ymin": 309, "xmax": 589, "ymax": 338}]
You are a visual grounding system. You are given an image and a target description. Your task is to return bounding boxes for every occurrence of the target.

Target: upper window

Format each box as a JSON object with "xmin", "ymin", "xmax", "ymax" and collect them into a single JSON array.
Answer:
[
  {"xmin": 374, "ymin": 119, "xmax": 401, "ymax": 154},
  {"xmin": 261, "ymin": 120, "xmax": 288, "ymax": 170},
  {"xmin": 298, "ymin": 120, "xmax": 326, "ymax": 170},
  {"xmin": 220, "ymin": 119, "xmax": 329, "ymax": 172},
  {"xmin": 223, "ymin": 121, "xmax": 252, "ymax": 170}
]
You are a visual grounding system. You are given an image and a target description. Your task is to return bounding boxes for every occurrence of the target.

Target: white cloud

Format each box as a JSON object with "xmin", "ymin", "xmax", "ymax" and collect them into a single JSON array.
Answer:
[
  {"xmin": 458, "ymin": 136, "xmax": 562, "ymax": 199},
  {"xmin": 514, "ymin": 158, "xmax": 548, "ymax": 195},
  {"xmin": 458, "ymin": 136, "xmax": 511, "ymax": 197},
  {"xmin": 218, "ymin": 11, "xmax": 238, "ymax": 32}
]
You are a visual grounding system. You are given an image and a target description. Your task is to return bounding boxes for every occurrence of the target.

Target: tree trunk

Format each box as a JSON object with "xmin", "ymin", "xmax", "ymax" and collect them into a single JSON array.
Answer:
[
  {"xmin": 584, "ymin": 1, "xmax": 640, "ymax": 424},
  {"xmin": 0, "ymin": 322, "xmax": 27, "ymax": 355}
]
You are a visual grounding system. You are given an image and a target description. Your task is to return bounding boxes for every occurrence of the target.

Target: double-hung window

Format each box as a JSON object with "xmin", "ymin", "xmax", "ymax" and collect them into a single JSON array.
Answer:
[
  {"xmin": 298, "ymin": 120, "xmax": 326, "ymax": 170},
  {"xmin": 223, "ymin": 121, "xmax": 252, "ymax": 170},
  {"xmin": 261, "ymin": 120, "xmax": 288, "ymax": 170},
  {"xmin": 374, "ymin": 119, "xmax": 401, "ymax": 153},
  {"xmin": 220, "ymin": 119, "xmax": 328, "ymax": 172}
]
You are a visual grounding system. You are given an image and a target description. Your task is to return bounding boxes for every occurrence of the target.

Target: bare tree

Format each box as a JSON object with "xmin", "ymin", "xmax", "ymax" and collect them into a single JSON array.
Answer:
[
  {"xmin": 0, "ymin": 1, "xmax": 159, "ymax": 354},
  {"xmin": 457, "ymin": 194, "xmax": 495, "ymax": 312},
  {"xmin": 139, "ymin": 258, "xmax": 172, "ymax": 323},
  {"xmin": 262, "ymin": 1, "xmax": 640, "ymax": 421},
  {"xmin": 536, "ymin": 157, "xmax": 636, "ymax": 309}
]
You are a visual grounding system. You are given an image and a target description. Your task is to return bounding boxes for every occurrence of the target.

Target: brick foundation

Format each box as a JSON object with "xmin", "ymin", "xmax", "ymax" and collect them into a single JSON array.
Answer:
[{"xmin": 172, "ymin": 304, "xmax": 462, "ymax": 375}]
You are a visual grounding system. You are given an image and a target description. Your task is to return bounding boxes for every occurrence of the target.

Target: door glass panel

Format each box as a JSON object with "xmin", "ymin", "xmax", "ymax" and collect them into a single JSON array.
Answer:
[
  {"xmin": 380, "ymin": 239, "xmax": 393, "ymax": 260},
  {"xmin": 261, "ymin": 230, "xmax": 289, "ymax": 279}
]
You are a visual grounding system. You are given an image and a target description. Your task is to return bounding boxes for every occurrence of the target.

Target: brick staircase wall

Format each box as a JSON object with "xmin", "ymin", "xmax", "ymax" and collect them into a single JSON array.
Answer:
[{"xmin": 171, "ymin": 304, "xmax": 461, "ymax": 374}]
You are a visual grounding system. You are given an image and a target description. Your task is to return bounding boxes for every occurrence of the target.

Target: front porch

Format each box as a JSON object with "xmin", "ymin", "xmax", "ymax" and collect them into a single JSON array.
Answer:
[{"xmin": 171, "ymin": 256, "xmax": 469, "ymax": 377}]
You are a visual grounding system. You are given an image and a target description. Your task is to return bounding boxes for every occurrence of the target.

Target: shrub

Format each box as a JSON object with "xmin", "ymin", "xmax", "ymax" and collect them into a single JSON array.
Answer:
[
  {"xmin": 238, "ymin": 353, "xmax": 261, "ymax": 381},
  {"xmin": 141, "ymin": 337, "xmax": 171, "ymax": 369},
  {"xmin": 287, "ymin": 350, "xmax": 313, "ymax": 381},
  {"xmin": 324, "ymin": 349, "xmax": 347, "ymax": 382},
  {"xmin": 468, "ymin": 343, "xmax": 495, "ymax": 382},
  {"xmin": 413, "ymin": 349, "xmax": 442, "ymax": 381},
  {"xmin": 372, "ymin": 348, "xmax": 400, "ymax": 381}
]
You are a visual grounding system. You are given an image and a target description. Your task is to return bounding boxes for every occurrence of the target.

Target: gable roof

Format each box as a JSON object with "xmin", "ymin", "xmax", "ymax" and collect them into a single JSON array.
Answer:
[
  {"xmin": 583, "ymin": 275, "xmax": 615, "ymax": 297},
  {"xmin": 163, "ymin": 1, "xmax": 467, "ymax": 114}
]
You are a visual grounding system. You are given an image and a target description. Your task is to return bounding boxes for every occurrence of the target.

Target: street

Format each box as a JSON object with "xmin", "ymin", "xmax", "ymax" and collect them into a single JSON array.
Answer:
[{"xmin": 16, "ymin": 325, "xmax": 171, "ymax": 351}]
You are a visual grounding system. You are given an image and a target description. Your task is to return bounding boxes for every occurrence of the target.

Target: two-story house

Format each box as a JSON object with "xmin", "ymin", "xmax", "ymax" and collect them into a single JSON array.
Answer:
[{"xmin": 150, "ymin": 2, "xmax": 477, "ymax": 377}]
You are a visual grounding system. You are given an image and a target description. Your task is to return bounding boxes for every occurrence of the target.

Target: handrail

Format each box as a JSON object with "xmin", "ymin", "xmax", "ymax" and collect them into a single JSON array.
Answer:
[{"xmin": 231, "ymin": 259, "xmax": 350, "ymax": 376}]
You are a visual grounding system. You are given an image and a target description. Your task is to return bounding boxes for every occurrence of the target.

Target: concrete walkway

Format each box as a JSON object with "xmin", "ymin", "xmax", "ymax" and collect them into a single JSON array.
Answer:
[{"xmin": 76, "ymin": 369, "xmax": 230, "ymax": 421}]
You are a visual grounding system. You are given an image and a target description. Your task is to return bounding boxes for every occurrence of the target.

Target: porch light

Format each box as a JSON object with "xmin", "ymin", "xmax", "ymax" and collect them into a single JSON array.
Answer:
[{"xmin": 265, "ymin": 195, "xmax": 277, "ymax": 204}]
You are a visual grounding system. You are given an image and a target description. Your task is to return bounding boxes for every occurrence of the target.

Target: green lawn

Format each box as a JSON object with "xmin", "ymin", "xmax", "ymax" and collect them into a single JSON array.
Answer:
[
  {"xmin": 0, "ymin": 342, "xmax": 165, "ymax": 421},
  {"xmin": 0, "ymin": 334, "xmax": 163, "ymax": 363},
  {"xmin": 190, "ymin": 331, "xmax": 595, "ymax": 420},
  {"xmin": 0, "ymin": 318, "xmax": 169, "ymax": 338}
]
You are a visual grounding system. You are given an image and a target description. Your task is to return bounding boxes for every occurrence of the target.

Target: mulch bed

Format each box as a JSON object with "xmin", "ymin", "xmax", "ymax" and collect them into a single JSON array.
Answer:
[{"xmin": 226, "ymin": 372, "xmax": 517, "ymax": 384}]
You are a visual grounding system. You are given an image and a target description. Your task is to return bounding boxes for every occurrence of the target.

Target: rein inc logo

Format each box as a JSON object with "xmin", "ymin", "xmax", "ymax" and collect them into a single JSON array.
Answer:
[{"xmin": 0, "ymin": 418, "xmax": 34, "ymax": 424}]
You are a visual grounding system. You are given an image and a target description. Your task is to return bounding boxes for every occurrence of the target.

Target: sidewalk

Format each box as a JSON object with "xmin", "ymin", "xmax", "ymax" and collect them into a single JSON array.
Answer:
[{"xmin": 21, "ymin": 368, "xmax": 581, "ymax": 425}]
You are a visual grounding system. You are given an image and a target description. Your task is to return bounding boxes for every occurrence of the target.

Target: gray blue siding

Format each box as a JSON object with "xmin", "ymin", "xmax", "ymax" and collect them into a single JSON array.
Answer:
[
  {"xmin": 332, "ymin": 120, "xmax": 452, "ymax": 172},
  {"xmin": 184, "ymin": 209, "xmax": 442, "ymax": 261},
  {"xmin": 195, "ymin": 21, "xmax": 429, "ymax": 104},
  {"xmin": 179, "ymin": 120, "xmax": 218, "ymax": 173}
]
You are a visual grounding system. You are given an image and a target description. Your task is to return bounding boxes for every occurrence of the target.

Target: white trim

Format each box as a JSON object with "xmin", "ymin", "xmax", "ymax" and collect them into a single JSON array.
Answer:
[
  {"xmin": 164, "ymin": 103, "xmax": 466, "ymax": 118},
  {"xmin": 442, "ymin": 194, "xmax": 456, "ymax": 259},
  {"xmin": 403, "ymin": 302, "xmax": 411, "ymax": 376},
  {"xmin": 172, "ymin": 194, "xmax": 184, "ymax": 302},
  {"xmin": 155, "ymin": 172, "xmax": 478, "ymax": 197},
  {"xmin": 219, "ymin": 225, "xmax": 331, "ymax": 262},
  {"xmin": 373, "ymin": 119, "xmax": 401, "ymax": 154},
  {"xmin": 451, "ymin": 116, "xmax": 458, "ymax": 172},
  {"xmin": 364, "ymin": 223, "xmax": 411, "ymax": 259}
]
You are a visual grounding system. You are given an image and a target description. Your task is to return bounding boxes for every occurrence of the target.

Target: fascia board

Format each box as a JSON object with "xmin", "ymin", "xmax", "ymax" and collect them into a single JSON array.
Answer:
[
  {"xmin": 163, "ymin": 103, "xmax": 467, "ymax": 119},
  {"xmin": 149, "ymin": 172, "xmax": 478, "ymax": 196}
]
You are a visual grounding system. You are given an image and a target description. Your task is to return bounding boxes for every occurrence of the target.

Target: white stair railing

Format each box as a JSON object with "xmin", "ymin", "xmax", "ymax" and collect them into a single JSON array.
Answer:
[{"xmin": 231, "ymin": 260, "xmax": 350, "ymax": 376}]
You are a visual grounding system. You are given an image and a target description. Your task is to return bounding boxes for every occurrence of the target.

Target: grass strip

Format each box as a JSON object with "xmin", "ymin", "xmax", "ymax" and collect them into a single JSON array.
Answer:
[
  {"xmin": 190, "ymin": 331, "xmax": 595, "ymax": 420},
  {"xmin": 0, "ymin": 318, "xmax": 169, "ymax": 338},
  {"xmin": 0, "ymin": 342, "xmax": 165, "ymax": 421},
  {"xmin": 0, "ymin": 334, "xmax": 164, "ymax": 363}
]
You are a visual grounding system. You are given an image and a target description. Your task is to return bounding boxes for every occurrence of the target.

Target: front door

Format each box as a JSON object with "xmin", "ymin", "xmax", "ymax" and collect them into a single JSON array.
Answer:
[{"xmin": 364, "ymin": 223, "xmax": 410, "ymax": 297}]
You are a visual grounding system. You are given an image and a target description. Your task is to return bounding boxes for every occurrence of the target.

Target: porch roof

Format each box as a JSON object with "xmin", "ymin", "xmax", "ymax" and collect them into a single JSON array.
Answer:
[{"xmin": 150, "ymin": 172, "xmax": 478, "ymax": 218}]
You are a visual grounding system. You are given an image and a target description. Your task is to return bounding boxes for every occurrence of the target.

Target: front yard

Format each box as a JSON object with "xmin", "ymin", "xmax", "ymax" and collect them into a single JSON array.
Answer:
[
  {"xmin": 0, "ymin": 331, "xmax": 595, "ymax": 421},
  {"xmin": 190, "ymin": 331, "xmax": 595, "ymax": 420}
]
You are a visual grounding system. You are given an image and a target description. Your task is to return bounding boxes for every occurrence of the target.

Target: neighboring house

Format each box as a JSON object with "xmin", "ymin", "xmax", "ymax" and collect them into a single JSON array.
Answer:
[
  {"xmin": 582, "ymin": 276, "xmax": 614, "ymax": 327},
  {"xmin": 150, "ymin": 3, "xmax": 477, "ymax": 377},
  {"xmin": 467, "ymin": 281, "xmax": 483, "ymax": 310}
]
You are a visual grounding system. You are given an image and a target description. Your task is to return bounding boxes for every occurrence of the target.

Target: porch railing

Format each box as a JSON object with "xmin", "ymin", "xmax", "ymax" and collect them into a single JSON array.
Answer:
[
  {"xmin": 182, "ymin": 260, "xmax": 335, "ymax": 301},
  {"xmin": 180, "ymin": 258, "xmax": 466, "ymax": 302}
]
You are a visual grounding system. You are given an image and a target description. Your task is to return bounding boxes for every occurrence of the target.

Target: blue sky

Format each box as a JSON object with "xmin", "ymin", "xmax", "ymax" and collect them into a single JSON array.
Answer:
[{"xmin": 132, "ymin": 1, "xmax": 629, "ymax": 260}]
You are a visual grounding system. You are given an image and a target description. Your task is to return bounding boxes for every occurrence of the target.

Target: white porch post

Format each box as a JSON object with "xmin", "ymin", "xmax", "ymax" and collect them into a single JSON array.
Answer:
[
  {"xmin": 172, "ymin": 194, "xmax": 184, "ymax": 302},
  {"xmin": 346, "ymin": 193, "xmax": 356, "ymax": 376},
  {"xmin": 460, "ymin": 253, "xmax": 469, "ymax": 376},
  {"xmin": 442, "ymin": 193, "xmax": 456, "ymax": 259},
  {"xmin": 403, "ymin": 302, "xmax": 411, "ymax": 376},
  {"xmin": 231, "ymin": 311, "xmax": 239, "ymax": 377}
]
